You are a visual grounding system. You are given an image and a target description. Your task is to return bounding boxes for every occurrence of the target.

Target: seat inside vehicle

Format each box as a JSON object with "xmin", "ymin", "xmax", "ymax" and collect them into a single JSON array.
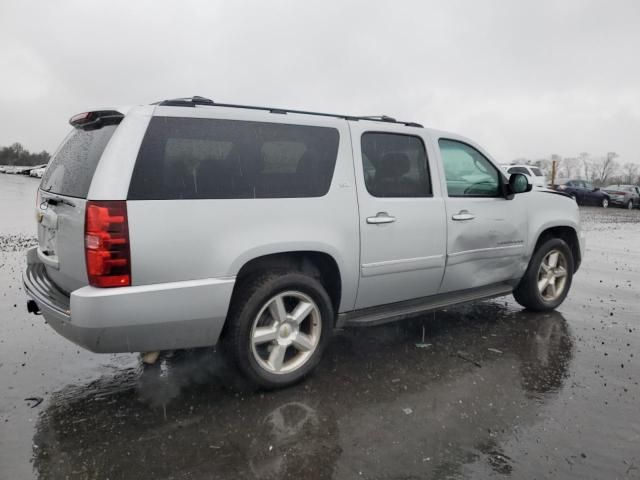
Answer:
[{"xmin": 371, "ymin": 152, "xmax": 421, "ymax": 197}]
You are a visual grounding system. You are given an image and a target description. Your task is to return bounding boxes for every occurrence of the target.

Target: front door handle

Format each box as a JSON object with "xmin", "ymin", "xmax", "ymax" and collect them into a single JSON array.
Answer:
[
  {"xmin": 452, "ymin": 210, "xmax": 475, "ymax": 221},
  {"xmin": 367, "ymin": 212, "xmax": 396, "ymax": 224}
]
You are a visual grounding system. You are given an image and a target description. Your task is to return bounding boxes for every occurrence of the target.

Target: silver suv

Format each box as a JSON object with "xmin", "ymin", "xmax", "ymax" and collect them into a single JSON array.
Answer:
[{"xmin": 24, "ymin": 97, "xmax": 584, "ymax": 388}]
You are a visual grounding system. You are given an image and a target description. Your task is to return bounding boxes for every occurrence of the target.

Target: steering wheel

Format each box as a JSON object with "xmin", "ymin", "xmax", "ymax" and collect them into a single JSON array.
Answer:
[{"xmin": 463, "ymin": 180, "xmax": 495, "ymax": 195}]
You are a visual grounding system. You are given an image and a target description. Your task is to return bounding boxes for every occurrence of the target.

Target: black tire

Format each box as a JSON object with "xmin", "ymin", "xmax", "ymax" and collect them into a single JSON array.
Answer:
[
  {"xmin": 513, "ymin": 238, "xmax": 574, "ymax": 312},
  {"xmin": 225, "ymin": 271, "xmax": 333, "ymax": 389}
]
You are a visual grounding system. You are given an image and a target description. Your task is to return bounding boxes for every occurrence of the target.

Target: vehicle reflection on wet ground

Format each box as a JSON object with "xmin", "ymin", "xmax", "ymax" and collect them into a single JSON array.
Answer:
[
  {"xmin": 31, "ymin": 305, "xmax": 573, "ymax": 479},
  {"xmin": 0, "ymin": 174, "xmax": 638, "ymax": 479}
]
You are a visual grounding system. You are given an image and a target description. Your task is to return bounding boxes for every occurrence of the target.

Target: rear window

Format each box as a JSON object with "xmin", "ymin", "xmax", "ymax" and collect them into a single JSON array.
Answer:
[
  {"xmin": 40, "ymin": 125, "xmax": 117, "ymax": 198},
  {"xmin": 128, "ymin": 117, "xmax": 340, "ymax": 199}
]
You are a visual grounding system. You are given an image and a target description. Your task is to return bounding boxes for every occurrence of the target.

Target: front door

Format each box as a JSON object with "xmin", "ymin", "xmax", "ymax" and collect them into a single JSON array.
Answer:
[
  {"xmin": 351, "ymin": 126, "xmax": 447, "ymax": 309},
  {"xmin": 436, "ymin": 137, "xmax": 529, "ymax": 293}
]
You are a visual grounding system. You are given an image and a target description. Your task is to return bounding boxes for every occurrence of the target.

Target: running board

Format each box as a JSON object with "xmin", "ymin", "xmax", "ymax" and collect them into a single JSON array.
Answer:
[{"xmin": 337, "ymin": 283, "xmax": 514, "ymax": 328}]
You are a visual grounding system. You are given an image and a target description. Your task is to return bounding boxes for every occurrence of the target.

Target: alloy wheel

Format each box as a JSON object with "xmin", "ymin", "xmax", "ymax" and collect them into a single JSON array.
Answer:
[
  {"xmin": 250, "ymin": 291, "xmax": 322, "ymax": 375},
  {"xmin": 537, "ymin": 250, "xmax": 569, "ymax": 302}
]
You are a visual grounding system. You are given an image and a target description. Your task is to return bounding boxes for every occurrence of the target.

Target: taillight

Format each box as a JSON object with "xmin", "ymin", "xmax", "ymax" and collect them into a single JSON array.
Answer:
[{"xmin": 85, "ymin": 201, "xmax": 131, "ymax": 287}]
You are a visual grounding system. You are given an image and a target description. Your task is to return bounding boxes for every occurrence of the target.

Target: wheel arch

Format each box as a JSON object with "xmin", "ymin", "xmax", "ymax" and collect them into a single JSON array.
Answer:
[
  {"xmin": 532, "ymin": 225, "xmax": 581, "ymax": 272},
  {"xmin": 229, "ymin": 250, "xmax": 344, "ymax": 316}
]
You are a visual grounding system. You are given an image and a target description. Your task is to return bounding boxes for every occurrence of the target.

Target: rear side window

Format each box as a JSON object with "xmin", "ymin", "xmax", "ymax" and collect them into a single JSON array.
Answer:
[
  {"xmin": 128, "ymin": 117, "xmax": 340, "ymax": 199},
  {"xmin": 40, "ymin": 125, "xmax": 117, "ymax": 198},
  {"xmin": 507, "ymin": 167, "xmax": 529, "ymax": 175},
  {"xmin": 530, "ymin": 167, "xmax": 544, "ymax": 176},
  {"xmin": 360, "ymin": 132, "xmax": 431, "ymax": 197}
]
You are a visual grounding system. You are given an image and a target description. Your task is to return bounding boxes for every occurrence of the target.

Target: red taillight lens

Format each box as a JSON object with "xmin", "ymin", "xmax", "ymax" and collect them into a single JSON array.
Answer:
[{"xmin": 85, "ymin": 201, "xmax": 131, "ymax": 287}]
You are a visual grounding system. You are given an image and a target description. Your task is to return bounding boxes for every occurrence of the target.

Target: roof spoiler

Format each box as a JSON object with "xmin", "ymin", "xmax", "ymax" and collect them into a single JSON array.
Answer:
[{"xmin": 69, "ymin": 110, "xmax": 124, "ymax": 130}]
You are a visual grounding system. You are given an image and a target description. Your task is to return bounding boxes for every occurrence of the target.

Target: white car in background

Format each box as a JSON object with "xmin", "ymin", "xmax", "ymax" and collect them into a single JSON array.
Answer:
[
  {"xmin": 502, "ymin": 165, "xmax": 547, "ymax": 189},
  {"xmin": 30, "ymin": 165, "xmax": 48, "ymax": 178}
]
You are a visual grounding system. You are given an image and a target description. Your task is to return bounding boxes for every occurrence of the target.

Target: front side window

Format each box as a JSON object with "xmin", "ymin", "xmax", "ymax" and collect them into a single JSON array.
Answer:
[
  {"xmin": 128, "ymin": 117, "xmax": 340, "ymax": 199},
  {"xmin": 360, "ymin": 132, "xmax": 431, "ymax": 197},
  {"xmin": 438, "ymin": 139, "xmax": 501, "ymax": 197}
]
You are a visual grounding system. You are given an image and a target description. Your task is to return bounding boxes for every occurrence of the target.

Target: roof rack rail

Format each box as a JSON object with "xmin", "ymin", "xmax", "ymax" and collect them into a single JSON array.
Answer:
[{"xmin": 153, "ymin": 96, "xmax": 423, "ymax": 128}]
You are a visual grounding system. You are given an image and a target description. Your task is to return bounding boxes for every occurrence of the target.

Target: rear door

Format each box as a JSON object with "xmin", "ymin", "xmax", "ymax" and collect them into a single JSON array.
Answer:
[
  {"xmin": 38, "ymin": 123, "xmax": 119, "ymax": 293},
  {"xmin": 437, "ymin": 137, "xmax": 528, "ymax": 293},
  {"xmin": 350, "ymin": 124, "xmax": 446, "ymax": 309}
]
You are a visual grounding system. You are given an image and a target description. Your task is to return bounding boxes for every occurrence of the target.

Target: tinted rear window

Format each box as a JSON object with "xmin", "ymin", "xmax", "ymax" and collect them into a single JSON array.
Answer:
[
  {"xmin": 128, "ymin": 117, "xmax": 340, "ymax": 199},
  {"xmin": 361, "ymin": 132, "xmax": 432, "ymax": 197},
  {"xmin": 508, "ymin": 167, "xmax": 529, "ymax": 175},
  {"xmin": 40, "ymin": 125, "xmax": 117, "ymax": 198}
]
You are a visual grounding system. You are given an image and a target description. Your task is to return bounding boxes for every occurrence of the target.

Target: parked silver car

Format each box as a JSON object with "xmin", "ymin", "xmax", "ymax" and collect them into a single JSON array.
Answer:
[
  {"xmin": 24, "ymin": 97, "xmax": 584, "ymax": 388},
  {"xmin": 601, "ymin": 184, "xmax": 640, "ymax": 209}
]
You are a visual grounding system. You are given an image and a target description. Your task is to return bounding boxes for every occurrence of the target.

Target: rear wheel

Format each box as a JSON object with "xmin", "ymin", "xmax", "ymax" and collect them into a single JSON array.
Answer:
[
  {"xmin": 513, "ymin": 238, "xmax": 574, "ymax": 311},
  {"xmin": 601, "ymin": 197, "xmax": 609, "ymax": 208},
  {"xmin": 225, "ymin": 272, "xmax": 333, "ymax": 389},
  {"xmin": 626, "ymin": 200, "xmax": 633, "ymax": 210}
]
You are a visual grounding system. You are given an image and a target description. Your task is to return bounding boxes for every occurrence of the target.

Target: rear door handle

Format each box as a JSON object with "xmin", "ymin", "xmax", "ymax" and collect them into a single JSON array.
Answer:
[
  {"xmin": 452, "ymin": 210, "xmax": 475, "ymax": 221},
  {"xmin": 367, "ymin": 212, "xmax": 396, "ymax": 224}
]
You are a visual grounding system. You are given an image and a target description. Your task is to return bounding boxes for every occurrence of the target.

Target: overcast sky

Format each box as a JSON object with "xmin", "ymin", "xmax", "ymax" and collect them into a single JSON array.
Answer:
[{"xmin": 1, "ymin": 0, "xmax": 639, "ymax": 164}]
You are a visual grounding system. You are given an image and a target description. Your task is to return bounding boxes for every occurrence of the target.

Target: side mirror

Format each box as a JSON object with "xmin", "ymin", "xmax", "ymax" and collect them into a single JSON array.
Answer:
[
  {"xmin": 508, "ymin": 173, "xmax": 532, "ymax": 195},
  {"xmin": 593, "ymin": 187, "xmax": 599, "ymax": 192}
]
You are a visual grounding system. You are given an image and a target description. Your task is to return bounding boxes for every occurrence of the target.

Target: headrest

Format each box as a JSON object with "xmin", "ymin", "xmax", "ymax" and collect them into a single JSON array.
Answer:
[{"xmin": 377, "ymin": 152, "xmax": 410, "ymax": 178}]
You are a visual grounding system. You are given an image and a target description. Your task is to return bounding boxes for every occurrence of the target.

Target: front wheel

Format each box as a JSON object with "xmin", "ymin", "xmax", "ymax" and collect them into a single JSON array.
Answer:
[
  {"xmin": 601, "ymin": 197, "xmax": 609, "ymax": 208},
  {"xmin": 225, "ymin": 272, "xmax": 333, "ymax": 389},
  {"xmin": 513, "ymin": 238, "xmax": 574, "ymax": 311}
]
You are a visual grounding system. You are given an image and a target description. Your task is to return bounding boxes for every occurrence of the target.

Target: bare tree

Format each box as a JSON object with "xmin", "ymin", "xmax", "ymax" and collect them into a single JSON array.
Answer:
[
  {"xmin": 579, "ymin": 152, "xmax": 590, "ymax": 180},
  {"xmin": 593, "ymin": 152, "xmax": 619, "ymax": 185},
  {"xmin": 561, "ymin": 157, "xmax": 579, "ymax": 179},
  {"xmin": 533, "ymin": 158, "xmax": 552, "ymax": 175},
  {"xmin": 621, "ymin": 162, "xmax": 639, "ymax": 184}
]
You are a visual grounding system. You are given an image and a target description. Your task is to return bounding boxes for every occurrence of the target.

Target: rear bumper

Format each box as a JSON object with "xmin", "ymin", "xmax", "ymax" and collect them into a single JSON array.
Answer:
[{"xmin": 23, "ymin": 247, "xmax": 235, "ymax": 353}]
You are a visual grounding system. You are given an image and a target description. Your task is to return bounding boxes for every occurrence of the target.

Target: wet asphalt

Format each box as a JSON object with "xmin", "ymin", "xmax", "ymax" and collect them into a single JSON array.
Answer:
[{"xmin": 0, "ymin": 174, "xmax": 638, "ymax": 480}]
